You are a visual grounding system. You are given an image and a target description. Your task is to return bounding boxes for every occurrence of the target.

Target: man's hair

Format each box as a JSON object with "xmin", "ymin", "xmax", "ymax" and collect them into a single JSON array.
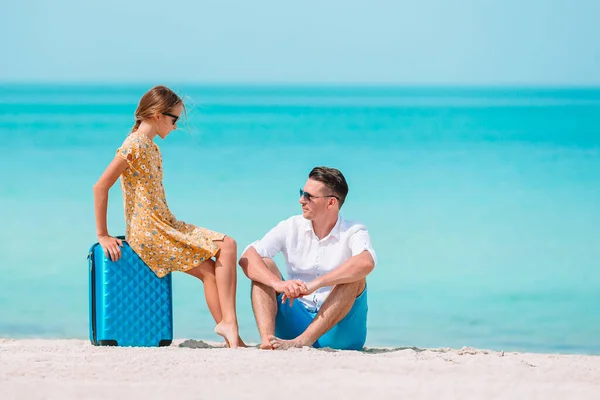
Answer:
[{"xmin": 308, "ymin": 166, "xmax": 349, "ymax": 208}]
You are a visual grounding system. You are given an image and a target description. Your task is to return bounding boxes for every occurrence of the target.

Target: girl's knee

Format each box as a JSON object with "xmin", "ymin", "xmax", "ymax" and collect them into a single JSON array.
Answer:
[{"xmin": 221, "ymin": 235, "xmax": 237, "ymax": 252}]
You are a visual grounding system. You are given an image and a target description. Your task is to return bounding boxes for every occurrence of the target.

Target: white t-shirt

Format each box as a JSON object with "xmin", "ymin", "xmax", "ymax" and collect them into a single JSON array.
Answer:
[{"xmin": 246, "ymin": 214, "xmax": 377, "ymax": 312}]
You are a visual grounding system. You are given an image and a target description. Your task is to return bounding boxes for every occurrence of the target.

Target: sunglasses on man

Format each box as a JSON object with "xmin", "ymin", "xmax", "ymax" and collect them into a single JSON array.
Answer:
[{"xmin": 299, "ymin": 188, "xmax": 340, "ymax": 202}]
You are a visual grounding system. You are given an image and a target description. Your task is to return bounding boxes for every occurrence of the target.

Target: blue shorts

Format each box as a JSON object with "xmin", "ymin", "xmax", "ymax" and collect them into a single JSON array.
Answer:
[{"xmin": 275, "ymin": 288, "xmax": 368, "ymax": 350}]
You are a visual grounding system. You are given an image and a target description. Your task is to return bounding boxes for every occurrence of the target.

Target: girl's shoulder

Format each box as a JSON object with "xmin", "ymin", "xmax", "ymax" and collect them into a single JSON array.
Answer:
[
  {"xmin": 123, "ymin": 130, "xmax": 151, "ymax": 144},
  {"xmin": 121, "ymin": 132, "xmax": 155, "ymax": 150},
  {"xmin": 117, "ymin": 131, "xmax": 154, "ymax": 160}
]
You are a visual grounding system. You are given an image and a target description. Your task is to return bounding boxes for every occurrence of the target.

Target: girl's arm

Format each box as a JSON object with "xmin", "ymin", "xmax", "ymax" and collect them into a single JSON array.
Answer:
[{"xmin": 93, "ymin": 157, "xmax": 129, "ymax": 261}]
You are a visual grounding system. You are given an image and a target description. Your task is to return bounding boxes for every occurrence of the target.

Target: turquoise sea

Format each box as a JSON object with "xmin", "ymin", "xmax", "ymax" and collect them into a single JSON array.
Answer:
[{"xmin": 1, "ymin": 84, "xmax": 599, "ymax": 354}]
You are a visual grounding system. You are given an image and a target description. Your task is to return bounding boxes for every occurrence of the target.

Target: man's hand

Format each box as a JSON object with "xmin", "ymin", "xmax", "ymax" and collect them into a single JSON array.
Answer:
[
  {"xmin": 276, "ymin": 280, "xmax": 307, "ymax": 306},
  {"xmin": 280, "ymin": 280, "xmax": 320, "ymax": 305},
  {"xmin": 274, "ymin": 280, "xmax": 307, "ymax": 306}
]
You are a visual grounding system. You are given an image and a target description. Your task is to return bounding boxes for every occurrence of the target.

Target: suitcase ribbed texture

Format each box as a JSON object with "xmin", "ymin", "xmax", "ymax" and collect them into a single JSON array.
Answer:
[{"xmin": 88, "ymin": 239, "xmax": 173, "ymax": 347}]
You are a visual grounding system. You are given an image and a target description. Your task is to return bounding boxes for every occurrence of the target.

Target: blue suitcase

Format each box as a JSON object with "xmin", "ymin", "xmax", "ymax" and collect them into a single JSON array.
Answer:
[{"xmin": 87, "ymin": 237, "xmax": 173, "ymax": 347}]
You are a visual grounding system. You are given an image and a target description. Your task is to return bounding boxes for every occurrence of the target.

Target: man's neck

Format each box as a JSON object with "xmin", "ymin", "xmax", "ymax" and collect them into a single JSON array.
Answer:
[{"xmin": 311, "ymin": 213, "xmax": 339, "ymax": 240}]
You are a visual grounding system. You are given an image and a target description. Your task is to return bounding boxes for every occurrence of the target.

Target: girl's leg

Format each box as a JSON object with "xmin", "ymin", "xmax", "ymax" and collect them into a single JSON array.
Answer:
[
  {"xmin": 212, "ymin": 235, "xmax": 243, "ymax": 348},
  {"xmin": 185, "ymin": 258, "xmax": 246, "ymax": 348},
  {"xmin": 185, "ymin": 259, "xmax": 222, "ymax": 324}
]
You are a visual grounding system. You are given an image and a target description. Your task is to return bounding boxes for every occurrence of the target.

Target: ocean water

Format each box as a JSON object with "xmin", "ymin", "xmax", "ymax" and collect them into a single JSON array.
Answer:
[{"xmin": 1, "ymin": 84, "xmax": 599, "ymax": 354}]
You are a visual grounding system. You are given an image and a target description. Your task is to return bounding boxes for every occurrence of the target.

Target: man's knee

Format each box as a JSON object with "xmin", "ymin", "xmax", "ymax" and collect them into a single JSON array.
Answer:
[
  {"xmin": 336, "ymin": 278, "xmax": 366, "ymax": 298},
  {"xmin": 250, "ymin": 258, "xmax": 282, "ymax": 297},
  {"xmin": 355, "ymin": 278, "xmax": 367, "ymax": 297},
  {"xmin": 262, "ymin": 258, "xmax": 283, "ymax": 280}
]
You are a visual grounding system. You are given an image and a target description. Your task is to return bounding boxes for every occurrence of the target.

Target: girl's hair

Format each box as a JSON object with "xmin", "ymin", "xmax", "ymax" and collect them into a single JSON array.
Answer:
[{"xmin": 131, "ymin": 85, "xmax": 185, "ymax": 132}]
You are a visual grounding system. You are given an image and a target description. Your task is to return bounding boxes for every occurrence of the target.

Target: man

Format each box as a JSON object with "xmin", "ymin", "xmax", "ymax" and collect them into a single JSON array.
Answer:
[{"xmin": 239, "ymin": 166, "xmax": 376, "ymax": 350}]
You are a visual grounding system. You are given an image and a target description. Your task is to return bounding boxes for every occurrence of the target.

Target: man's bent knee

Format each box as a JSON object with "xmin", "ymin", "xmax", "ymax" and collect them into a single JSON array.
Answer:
[
  {"xmin": 336, "ymin": 278, "xmax": 366, "ymax": 298},
  {"xmin": 262, "ymin": 258, "xmax": 282, "ymax": 280}
]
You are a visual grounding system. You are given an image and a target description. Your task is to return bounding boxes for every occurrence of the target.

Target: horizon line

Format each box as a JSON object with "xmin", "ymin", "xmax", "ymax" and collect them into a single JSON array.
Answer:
[{"xmin": 1, "ymin": 81, "xmax": 600, "ymax": 90}]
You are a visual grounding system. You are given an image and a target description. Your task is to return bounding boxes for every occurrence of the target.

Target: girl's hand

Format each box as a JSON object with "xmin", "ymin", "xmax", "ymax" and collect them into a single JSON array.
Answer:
[{"xmin": 98, "ymin": 235, "xmax": 124, "ymax": 262}]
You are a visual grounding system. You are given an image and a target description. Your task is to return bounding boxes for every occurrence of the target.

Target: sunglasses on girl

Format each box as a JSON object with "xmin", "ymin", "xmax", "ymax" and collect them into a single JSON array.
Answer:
[
  {"xmin": 299, "ymin": 189, "xmax": 340, "ymax": 202},
  {"xmin": 162, "ymin": 112, "xmax": 179, "ymax": 125}
]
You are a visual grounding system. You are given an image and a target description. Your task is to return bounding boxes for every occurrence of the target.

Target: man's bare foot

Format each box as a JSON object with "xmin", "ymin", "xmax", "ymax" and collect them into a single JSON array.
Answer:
[
  {"xmin": 259, "ymin": 341, "xmax": 273, "ymax": 350},
  {"xmin": 215, "ymin": 322, "xmax": 241, "ymax": 349},
  {"xmin": 268, "ymin": 335, "xmax": 304, "ymax": 350}
]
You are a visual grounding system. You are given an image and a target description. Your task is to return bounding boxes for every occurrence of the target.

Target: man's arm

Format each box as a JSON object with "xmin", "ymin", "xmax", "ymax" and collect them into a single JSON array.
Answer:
[
  {"xmin": 307, "ymin": 250, "xmax": 375, "ymax": 293},
  {"xmin": 239, "ymin": 220, "xmax": 306, "ymax": 298},
  {"xmin": 239, "ymin": 246, "xmax": 283, "ymax": 288},
  {"xmin": 299, "ymin": 227, "xmax": 376, "ymax": 296}
]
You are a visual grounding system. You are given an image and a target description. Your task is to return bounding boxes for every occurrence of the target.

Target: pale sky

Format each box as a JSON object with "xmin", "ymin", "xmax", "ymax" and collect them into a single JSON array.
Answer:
[{"xmin": 1, "ymin": 0, "xmax": 599, "ymax": 85}]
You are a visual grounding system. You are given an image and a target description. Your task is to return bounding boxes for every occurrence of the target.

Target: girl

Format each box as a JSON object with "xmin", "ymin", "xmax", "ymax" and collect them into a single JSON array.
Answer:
[{"xmin": 93, "ymin": 85, "xmax": 244, "ymax": 348}]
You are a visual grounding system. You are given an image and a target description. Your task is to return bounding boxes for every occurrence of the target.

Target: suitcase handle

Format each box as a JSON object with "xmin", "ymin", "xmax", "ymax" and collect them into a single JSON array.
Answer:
[{"xmin": 87, "ymin": 235, "xmax": 127, "ymax": 259}]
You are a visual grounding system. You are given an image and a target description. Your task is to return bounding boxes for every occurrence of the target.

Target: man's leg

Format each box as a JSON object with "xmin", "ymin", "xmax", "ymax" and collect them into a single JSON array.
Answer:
[
  {"xmin": 251, "ymin": 258, "xmax": 282, "ymax": 349},
  {"xmin": 269, "ymin": 278, "xmax": 366, "ymax": 350}
]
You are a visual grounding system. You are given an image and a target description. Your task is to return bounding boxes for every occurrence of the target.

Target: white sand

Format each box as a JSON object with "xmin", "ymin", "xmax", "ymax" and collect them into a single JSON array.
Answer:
[{"xmin": 1, "ymin": 339, "xmax": 599, "ymax": 399}]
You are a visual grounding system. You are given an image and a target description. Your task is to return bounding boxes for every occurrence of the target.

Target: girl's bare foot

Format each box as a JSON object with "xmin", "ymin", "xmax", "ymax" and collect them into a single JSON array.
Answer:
[
  {"xmin": 224, "ymin": 336, "xmax": 248, "ymax": 348},
  {"xmin": 215, "ymin": 322, "xmax": 241, "ymax": 349}
]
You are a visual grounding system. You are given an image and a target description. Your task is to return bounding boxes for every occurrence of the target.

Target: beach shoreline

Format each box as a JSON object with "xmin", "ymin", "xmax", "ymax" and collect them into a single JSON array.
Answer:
[{"xmin": 1, "ymin": 339, "xmax": 598, "ymax": 399}]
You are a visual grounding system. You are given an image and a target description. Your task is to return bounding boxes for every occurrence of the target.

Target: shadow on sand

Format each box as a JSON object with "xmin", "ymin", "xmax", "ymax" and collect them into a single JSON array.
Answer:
[
  {"xmin": 178, "ymin": 339, "xmax": 225, "ymax": 349},
  {"xmin": 177, "ymin": 339, "xmax": 462, "ymax": 355}
]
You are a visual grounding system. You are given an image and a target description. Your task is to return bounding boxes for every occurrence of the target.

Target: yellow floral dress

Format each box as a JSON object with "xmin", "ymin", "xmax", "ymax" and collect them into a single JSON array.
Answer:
[{"xmin": 116, "ymin": 131, "xmax": 224, "ymax": 278}]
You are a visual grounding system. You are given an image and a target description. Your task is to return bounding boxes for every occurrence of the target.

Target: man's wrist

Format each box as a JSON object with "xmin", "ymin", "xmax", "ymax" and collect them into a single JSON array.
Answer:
[
  {"xmin": 269, "ymin": 277, "xmax": 283, "ymax": 290},
  {"xmin": 311, "ymin": 277, "xmax": 324, "ymax": 291}
]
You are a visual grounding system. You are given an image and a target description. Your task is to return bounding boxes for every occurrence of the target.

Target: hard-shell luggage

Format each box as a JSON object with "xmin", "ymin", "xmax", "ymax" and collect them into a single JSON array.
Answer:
[{"xmin": 88, "ymin": 237, "xmax": 173, "ymax": 347}]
